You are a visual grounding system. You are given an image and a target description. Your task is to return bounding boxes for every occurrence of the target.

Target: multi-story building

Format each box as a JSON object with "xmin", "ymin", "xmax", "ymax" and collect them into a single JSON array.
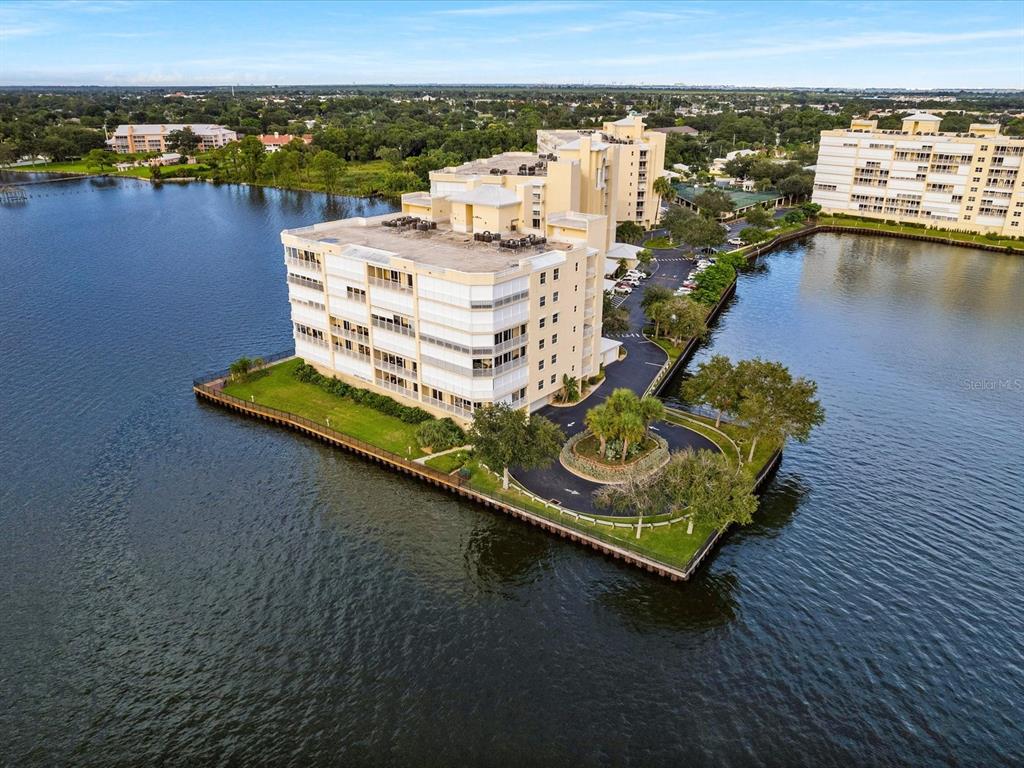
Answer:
[
  {"xmin": 106, "ymin": 124, "xmax": 238, "ymax": 154},
  {"xmin": 537, "ymin": 116, "xmax": 668, "ymax": 229},
  {"xmin": 280, "ymin": 207, "xmax": 615, "ymax": 422},
  {"xmin": 812, "ymin": 114, "xmax": 1023, "ymax": 236}
]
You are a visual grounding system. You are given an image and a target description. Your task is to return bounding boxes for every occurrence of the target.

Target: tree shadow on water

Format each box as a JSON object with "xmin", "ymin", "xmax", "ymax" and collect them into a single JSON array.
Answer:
[
  {"xmin": 596, "ymin": 570, "xmax": 740, "ymax": 633},
  {"xmin": 463, "ymin": 519, "xmax": 553, "ymax": 590}
]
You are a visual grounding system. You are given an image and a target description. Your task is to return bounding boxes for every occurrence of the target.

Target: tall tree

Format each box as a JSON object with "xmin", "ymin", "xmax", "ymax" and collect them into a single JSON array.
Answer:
[
  {"xmin": 735, "ymin": 358, "xmax": 825, "ymax": 462},
  {"xmin": 692, "ymin": 188, "xmax": 735, "ymax": 219},
  {"xmin": 615, "ymin": 220, "xmax": 644, "ymax": 244},
  {"xmin": 743, "ymin": 204, "xmax": 774, "ymax": 229},
  {"xmin": 682, "ymin": 354, "xmax": 739, "ymax": 427},
  {"xmin": 660, "ymin": 449, "xmax": 758, "ymax": 529},
  {"xmin": 238, "ymin": 136, "xmax": 265, "ymax": 183},
  {"xmin": 166, "ymin": 127, "xmax": 199, "ymax": 155},
  {"xmin": 658, "ymin": 296, "xmax": 708, "ymax": 346},
  {"xmin": 311, "ymin": 148, "xmax": 344, "ymax": 193},
  {"xmin": 468, "ymin": 404, "xmax": 564, "ymax": 489},
  {"xmin": 653, "ymin": 175, "xmax": 677, "ymax": 205}
]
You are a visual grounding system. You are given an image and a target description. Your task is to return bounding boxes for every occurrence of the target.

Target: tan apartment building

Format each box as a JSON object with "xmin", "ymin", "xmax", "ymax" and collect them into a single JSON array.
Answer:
[
  {"xmin": 106, "ymin": 123, "xmax": 238, "ymax": 154},
  {"xmin": 812, "ymin": 114, "xmax": 1024, "ymax": 236},
  {"xmin": 281, "ymin": 207, "xmax": 614, "ymax": 423},
  {"xmin": 537, "ymin": 116, "xmax": 668, "ymax": 229}
]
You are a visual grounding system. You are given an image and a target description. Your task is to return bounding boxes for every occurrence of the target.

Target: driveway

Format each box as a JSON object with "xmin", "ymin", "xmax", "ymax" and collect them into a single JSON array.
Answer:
[{"xmin": 513, "ymin": 239, "xmax": 718, "ymax": 515}]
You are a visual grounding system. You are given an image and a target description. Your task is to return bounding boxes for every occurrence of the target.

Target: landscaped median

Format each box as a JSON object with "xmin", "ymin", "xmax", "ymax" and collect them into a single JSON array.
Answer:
[{"xmin": 200, "ymin": 356, "xmax": 778, "ymax": 579}]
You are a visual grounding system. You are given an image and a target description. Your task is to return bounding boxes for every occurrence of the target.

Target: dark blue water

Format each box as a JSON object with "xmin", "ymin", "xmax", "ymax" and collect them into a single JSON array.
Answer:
[{"xmin": 2, "ymin": 176, "xmax": 1022, "ymax": 767}]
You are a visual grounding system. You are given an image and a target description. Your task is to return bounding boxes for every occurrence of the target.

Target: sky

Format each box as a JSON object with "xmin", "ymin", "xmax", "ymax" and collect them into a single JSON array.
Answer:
[{"xmin": 1, "ymin": 0, "xmax": 1022, "ymax": 89}]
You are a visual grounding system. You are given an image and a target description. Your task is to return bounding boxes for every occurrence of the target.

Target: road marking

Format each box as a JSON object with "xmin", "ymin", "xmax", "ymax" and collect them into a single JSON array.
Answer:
[
  {"xmin": 565, "ymin": 488, "xmax": 580, "ymax": 495},
  {"xmin": 650, "ymin": 425, "xmax": 660, "ymax": 432},
  {"xmin": 567, "ymin": 421, "xmax": 575, "ymax": 428},
  {"xmin": 644, "ymin": 361, "xmax": 663, "ymax": 367}
]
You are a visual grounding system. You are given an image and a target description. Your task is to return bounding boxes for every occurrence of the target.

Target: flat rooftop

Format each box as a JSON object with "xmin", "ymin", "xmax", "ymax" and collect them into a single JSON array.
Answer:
[
  {"xmin": 441, "ymin": 151, "xmax": 548, "ymax": 177},
  {"xmin": 284, "ymin": 213, "xmax": 572, "ymax": 273}
]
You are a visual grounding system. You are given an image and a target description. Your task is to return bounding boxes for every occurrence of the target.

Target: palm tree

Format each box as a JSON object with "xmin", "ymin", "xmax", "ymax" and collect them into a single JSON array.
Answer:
[
  {"xmin": 637, "ymin": 395, "xmax": 665, "ymax": 439},
  {"xmin": 562, "ymin": 374, "xmax": 580, "ymax": 403},
  {"xmin": 228, "ymin": 356, "xmax": 252, "ymax": 381},
  {"xmin": 617, "ymin": 412, "xmax": 646, "ymax": 465},
  {"xmin": 653, "ymin": 175, "xmax": 677, "ymax": 206},
  {"xmin": 585, "ymin": 402, "xmax": 616, "ymax": 456}
]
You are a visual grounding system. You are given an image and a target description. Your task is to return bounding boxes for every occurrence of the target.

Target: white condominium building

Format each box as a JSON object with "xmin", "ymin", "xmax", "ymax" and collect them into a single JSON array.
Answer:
[
  {"xmin": 812, "ymin": 114, "xmax": 1023, "ymax": 236},
  {"xmin": 537, "ymin": 116, "xmax": 668, "ymax": 229},
  {"xmin": 281, "ymin": 208, "xmax": 614, "ymax": 422},
  {"xmin": 106, "ymin": 124, "xmax": 238, "ymax": 154}
]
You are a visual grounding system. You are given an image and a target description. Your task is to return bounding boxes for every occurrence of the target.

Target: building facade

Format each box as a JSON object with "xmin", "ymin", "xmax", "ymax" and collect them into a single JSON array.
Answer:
[
  {"xmin": 812, "ymin": 114, "xmax": 1023, "ymax": 236},
  {"xmin": 106, "ymin": 124, "xmax": 238, "ymax": 154},
  {"xmin": 537, "ymin": 116, "xmax": 668, "ymax": 229},
  {"xmin": 281, "ymin": 208, "xmax": 613, "ymax": 423}
]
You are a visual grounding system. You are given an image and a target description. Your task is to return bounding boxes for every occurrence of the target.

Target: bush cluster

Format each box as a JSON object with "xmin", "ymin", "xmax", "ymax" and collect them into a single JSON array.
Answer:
[
  {"xmin": 691, "ymin": 261, "xmax": 737, "ymax": 305},
  {"xmin": 292, "ymin": 362, "xmax": 433, "ymax": 424},
  {"xmin": 415, "ymin": 418, "xmax": 466, "ymax": 451}
]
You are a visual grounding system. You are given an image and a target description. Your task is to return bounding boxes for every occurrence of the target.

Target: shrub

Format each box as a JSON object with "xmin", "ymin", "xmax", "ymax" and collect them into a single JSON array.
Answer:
[
  {"xmin": 291, "ymin": 362, "xmax": 433, "ymax": 423},
  {"xmin": 691, "ymin": 262, "xmax": 736, "ymax": 304},
  {"xmin": 415, "ymin": 418, "xmax": 466, "ymax": 451}
]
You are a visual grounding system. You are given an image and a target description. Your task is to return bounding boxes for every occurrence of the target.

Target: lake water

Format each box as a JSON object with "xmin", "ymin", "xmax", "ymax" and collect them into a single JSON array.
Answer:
[{"xmin": 2, "ymin": 176, "xmax": 1022, "ymax": 767}]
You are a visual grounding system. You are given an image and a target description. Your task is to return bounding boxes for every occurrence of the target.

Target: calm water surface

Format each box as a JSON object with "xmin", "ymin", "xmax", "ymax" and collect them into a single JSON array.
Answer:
[{"xmin": 2, "ymin": 175, "xmax": 1022, "ymax": 767}]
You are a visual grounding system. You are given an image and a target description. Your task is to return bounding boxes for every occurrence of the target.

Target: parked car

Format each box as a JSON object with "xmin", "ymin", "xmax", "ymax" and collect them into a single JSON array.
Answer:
[
  {"xmin": 683, "ymin": 280, "xmax": 698, "ymax": 289},
  {"xmin": 728, "ymin": 237, "xmax": 744, "ymax": 246},
  {"xmin": 614, "ymin": 284, "xmax": 633, "ymax": 295}
]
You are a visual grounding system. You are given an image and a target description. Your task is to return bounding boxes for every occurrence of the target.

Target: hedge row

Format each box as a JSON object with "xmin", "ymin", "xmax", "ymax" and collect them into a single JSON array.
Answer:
[{"xmin": 292, "ymin": 362, "xmax": 433, "ymax": 424}]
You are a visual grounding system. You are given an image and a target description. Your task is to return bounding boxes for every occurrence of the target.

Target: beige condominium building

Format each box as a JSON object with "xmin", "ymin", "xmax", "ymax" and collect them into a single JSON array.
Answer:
[
  {"xmin": 281, "ymin": 207, "xmax": 615, "ymax": 423},
  {"xmin": 106, "ymin": 123, "xmax": 238, "ymax": 154},
  {"xmin": 812, "ymin": 114, "xmax": 1023, "ymax": 236},
  {"xmin": 537, "ymin": 116, "xmax": 668, "ymax": 229}
]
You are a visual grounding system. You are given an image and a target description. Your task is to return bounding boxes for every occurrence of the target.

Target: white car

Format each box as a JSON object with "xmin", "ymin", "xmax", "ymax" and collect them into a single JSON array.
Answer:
[
  {"xmin": 728, "ymin": 237, "xmax": 744, "ymax": 246},
  {"xmin": 614, "ymin": 284, "xmax": 633, "ymax": 295},
  {"xmin": 625, "ymin": 270, "xmax": 646, "ymax": 279}
]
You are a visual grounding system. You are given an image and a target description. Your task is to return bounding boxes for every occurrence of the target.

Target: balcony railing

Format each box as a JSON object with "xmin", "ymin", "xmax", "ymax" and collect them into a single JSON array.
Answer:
[
  {"xmin": 297, "ymin": 334, "xmax": 329, "ymax": 348},
  {"xmin": 286, "ymin": 256, "xmax": 321, "ymax": 271},
  {"xmin": 374, "ymin": 378, "xmax": 418, "ymax": 400},
  {"xmin": 422, "ymin": 353, "xmax": 527, "ymax": 378},
  {"xmin": 288, "ymin": 273, "xmax": 324, "ymax": 291},
  {"xmin": 374, "ymin": 358, "xmax": 415, "ymax": 376},
  {"xmin": 419, "ymin": 331, "xmax": 527, "ymax": 357},
  {"xmin": 423, "ymin": 395, "xmax": 474, "ymax": 419},
  {"xmin": 331, "ymin": 325, "xmax": 369, "ymax": 342},
  {"xmin": 333, "ymin": 343, "xmax": 370, "ymax": 362},
  {"xmin": 372, "ymin": 317, "xmax": 416, "ymax": 336},
  {"xmin": 368, "ymin": 276, "xmax": 413, "ymax": 292},
  {"xmin": 470, "ymin": 290, "xmax": 529, "ymax": 309}
]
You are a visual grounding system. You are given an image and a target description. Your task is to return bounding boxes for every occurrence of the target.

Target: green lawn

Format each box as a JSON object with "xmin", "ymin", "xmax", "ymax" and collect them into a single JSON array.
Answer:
[
  {"xmin": 222, "ymin": 359, "xmax": 426, "ymax": 458},
  {"xmin": 643, "ymin": 235, "xmax": 676, "ymax": 249},
  {"xmin": 425, "ymin": 449, "xmax": 470, "ymax": 474}
]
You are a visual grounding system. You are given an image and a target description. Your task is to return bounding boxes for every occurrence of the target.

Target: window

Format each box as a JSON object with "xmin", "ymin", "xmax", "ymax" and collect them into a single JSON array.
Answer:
[
  {"xmin": 538, "ymin": 381, "xmax": 544, "ymax": 390},
  {"xmin": 539, "ymin": 339, "xmax": 545, "ymax": 350},
  {"xmin": 539, "ymin": 295, "xmax": 546, "ymax": 307},
  {"xmin": 532, "ymin": 218, "xmax": 541, "ymax": 228},
  {"xmin": 551, "ymin": 354, "xmax": 557, "ymax": 365},
  {"xmin": 575, "ymin": 263, "xmax": 579, "ymax": 272},
  {"xmin": 975, "ymin": 167, "xmax": 983, "ymax": 173},
  {"xmin": 552, "ymin": 334, "xmax": 558, "ymax": 344},
  {"xmin": 539, "ymin": 360, "xmax": 545, "ymax": 370},
  {"xmin": 553, "ymin": 291, "xmax": 559, "ymax": 303},
  {"xmin": 540, "ymin": 272, "xmax": 546, "ymax": 285},
  {"xmin": 550, "ymin": 374, "xmax": 556, "ymax": 385},
  {"xmin": 539, "ymin": 317, "xmax": 546, "ymax": 328},
  {"xmin": 552, "ymin": 313, "xmax": 559, "ymax": 324},
  {"xmin": 553, "ymin": 268, "xmax": 560, "ymax": 281}
]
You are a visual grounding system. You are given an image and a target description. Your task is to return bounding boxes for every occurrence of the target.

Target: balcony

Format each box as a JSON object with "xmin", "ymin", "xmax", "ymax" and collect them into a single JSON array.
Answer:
[
  {"xmin": 286, "ymin": 256, "xmax": 321, "ymax": 272},
  {"xmin": 374, "ymin": 378, "xmax": 418, "ymax": 400},
  {"xmin": 368, "ymin": 275, "xmax": 412, "ymax": 292},
  {"xmin": 371, "ymin": 316, "xmax": 415, "ymax": 336},
  {"xmin": 374, "ymin": 358, "xmax": 415, "ymax": 376},
  {"xmin": 331, "ymin": 324, "xmax": 369, "ymax": 343},
  {"xmin": 287, "ymin": 273, "xmax": 324, "ymax": 291},
  {"xmin": 297, "ymin": 334, "xmax": 329, "ymax": 348},
  {"xmin": 422, "ymin": 395, "xmax": 474, "ymax": 420},
  {"xmin": 333, "ymin": 343, "xmax": 370, "ymax": 363}
]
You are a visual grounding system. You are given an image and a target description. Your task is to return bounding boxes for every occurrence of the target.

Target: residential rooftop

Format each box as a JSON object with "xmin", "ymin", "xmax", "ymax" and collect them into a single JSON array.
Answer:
[
  {"xmin": 284, "ymin": 213, "xmax": 574, "ymax": 274},
  {"xmin": 440, "ymin": 151, "xmax": 549, "ymax": 178}
]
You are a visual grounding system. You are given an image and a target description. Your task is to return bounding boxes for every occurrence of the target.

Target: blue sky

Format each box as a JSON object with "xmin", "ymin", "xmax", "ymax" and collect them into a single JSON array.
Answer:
[{"xmin": 1, "ymin": 0, "xmax": 1022, "ymax": 88}]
